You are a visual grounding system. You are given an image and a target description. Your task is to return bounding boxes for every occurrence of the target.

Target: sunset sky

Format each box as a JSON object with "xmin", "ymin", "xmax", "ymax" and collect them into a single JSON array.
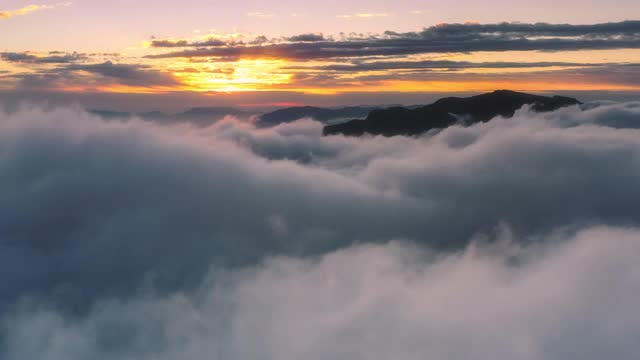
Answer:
[
  {"xmin": 4, "ymin": 2, "xmax": 640, "ymax": 358},
  {"xmin": 2, "ymin": 0, "xmax": 639, "ymax": 110}
]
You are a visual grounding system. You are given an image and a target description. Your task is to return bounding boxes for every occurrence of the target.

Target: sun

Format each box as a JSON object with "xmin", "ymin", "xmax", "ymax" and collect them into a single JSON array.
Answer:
[{"xmin": 170, "ymin": 58, "xmax": 293, "ymax": 92}]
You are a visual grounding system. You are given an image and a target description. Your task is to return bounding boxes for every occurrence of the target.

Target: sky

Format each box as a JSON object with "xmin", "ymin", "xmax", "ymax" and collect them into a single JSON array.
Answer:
[
  {"xmin": 3, "ymin": 2, "xmax": 640, "ymax": 358},
  {"xmin": 1, "ymin": 0, "xmax": 639, "ymax": 110}
]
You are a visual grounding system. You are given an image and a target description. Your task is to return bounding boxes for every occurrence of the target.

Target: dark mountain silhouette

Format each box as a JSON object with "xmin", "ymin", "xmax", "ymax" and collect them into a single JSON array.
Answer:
[
  {"xmin": 323, "ymin": 90, "xmax": 581, "ymax": 137},
  {"xmin": 256, "ymin": 106, "xmax": 380, "ymax": 127}
]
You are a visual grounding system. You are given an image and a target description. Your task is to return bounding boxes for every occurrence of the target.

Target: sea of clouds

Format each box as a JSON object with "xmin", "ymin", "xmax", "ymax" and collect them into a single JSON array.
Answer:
[{"xmin": 1, "ymin": 100, "xmax": 640, "ymax": 359}]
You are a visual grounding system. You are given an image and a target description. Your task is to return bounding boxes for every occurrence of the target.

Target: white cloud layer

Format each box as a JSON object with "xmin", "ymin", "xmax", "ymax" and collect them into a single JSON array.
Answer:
[
  {"xmin": 1, "ymin": 100, "xmax": 640, "ymax": 358},
  {"xmin": 4, "ymin": 227, "xmax": 640, "ymax": 360}
]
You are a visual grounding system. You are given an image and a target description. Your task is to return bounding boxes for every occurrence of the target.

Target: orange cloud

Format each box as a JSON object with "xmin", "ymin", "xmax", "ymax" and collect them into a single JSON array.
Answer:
[
  {"xmin": 283, "ymin": 80, "xmax": 640, "ymax": 95},
  {"xmin": 0, "ymin": 2, "xmax": 71, "ymax": 20}
]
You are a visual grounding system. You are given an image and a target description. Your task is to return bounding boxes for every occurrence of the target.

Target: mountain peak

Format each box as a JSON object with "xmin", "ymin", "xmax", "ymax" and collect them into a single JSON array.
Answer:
[{"xmin": 323, "ymin": 90, "xmax": 581, "ymax": 137}]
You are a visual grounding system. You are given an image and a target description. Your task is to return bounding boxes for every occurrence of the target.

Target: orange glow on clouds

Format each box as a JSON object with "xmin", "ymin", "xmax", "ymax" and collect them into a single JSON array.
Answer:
[
  {"xmin": 55, "ymin": 72, "xmax": 640, "ymax": 96},
  {"xmin": 296, "ymin": 81, "xmax": 640, "ymax": 94},
  {"xmin": 172, "ymin": 59, "xmax": 293, "ymax": 92}
]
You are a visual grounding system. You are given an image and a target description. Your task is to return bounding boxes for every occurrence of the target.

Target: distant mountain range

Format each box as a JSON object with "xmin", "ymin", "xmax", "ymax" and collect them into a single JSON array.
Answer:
[
  {"xmin": 323, "ymin": 90, "xmax": 581, "ymax": 137},
  {"xmin": 89, "ymin": 105, "xmax": 383, "ymax": 127},
  {"xmin": 254, "ymin": 106, "xmax": 380, "ymax": 127},
  {"xmin": 89, "ymin": 107, "xmax": 256, "ymax": 126},
  {"xmin": 89, "ymin": 91, "xmax": 581, "ymax": 136}
]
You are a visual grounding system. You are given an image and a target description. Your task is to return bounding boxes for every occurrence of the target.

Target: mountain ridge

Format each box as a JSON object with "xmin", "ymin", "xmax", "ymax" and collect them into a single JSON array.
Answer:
[{"xmin": 323, "ymin": 90, "xmax": 582, "ymax": 137}]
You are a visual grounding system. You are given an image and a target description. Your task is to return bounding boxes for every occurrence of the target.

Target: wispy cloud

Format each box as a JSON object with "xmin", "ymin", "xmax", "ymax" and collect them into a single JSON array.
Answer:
[
  {"xmin": 246, "ymin": 11, "xmax": 275, "ymax": 18},
  {"xmin": 0, "ymin": 51, "xmax": 86, "ymax": 64},
  {"xmin": 0, "ymin": 2, "xmax": 71, "ymax": 20},
  {"xmin": 337, "ymin": 13, "xmax": 388, "ymax": 19},
  {"xmin": 149, "ymin": 38, "xmax": 226, "ymax": 48}
]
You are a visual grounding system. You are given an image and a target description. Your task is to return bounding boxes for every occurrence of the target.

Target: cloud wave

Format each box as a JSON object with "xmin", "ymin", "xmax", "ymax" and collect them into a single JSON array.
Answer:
[
  {"xmin": 4, "ymin": 226, "xmax": 640, "ymax": 360},
  {"xmin": 1, "ymin": 99, "xmax": 640, "ymax": 358}
]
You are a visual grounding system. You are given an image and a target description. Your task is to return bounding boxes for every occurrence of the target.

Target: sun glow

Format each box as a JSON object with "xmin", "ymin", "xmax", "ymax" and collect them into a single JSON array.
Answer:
[{"xmin": 171, "ymin": 59, "xmax": 293, "ymax": 92}]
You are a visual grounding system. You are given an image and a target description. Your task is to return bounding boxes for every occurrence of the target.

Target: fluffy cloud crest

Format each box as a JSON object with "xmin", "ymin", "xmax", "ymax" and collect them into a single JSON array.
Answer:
[{"xmin": 4, "ymin": 227, "xmax": 640, "ymax": 360}]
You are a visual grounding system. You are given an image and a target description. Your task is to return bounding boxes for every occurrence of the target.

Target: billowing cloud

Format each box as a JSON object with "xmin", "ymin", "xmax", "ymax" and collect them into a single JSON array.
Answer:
[
  {"xmin": 0, "ymin": 100, "xmax": 639, "ymax": 302},
  {"xmin": 4, "ymin": 226, "xmax": 640, "ymax": 360},
  {"xmin": 1, "ymin": 100, "xmax": 640, "ymax": 358}
]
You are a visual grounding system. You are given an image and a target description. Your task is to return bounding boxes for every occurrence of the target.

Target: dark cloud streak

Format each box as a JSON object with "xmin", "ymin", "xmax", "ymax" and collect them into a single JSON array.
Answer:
[
  {"xmin": 285, "ymin": 33, "xmax": 326, "ymax": 42},
  {"xmin": 150, "ymin": 39, "xmax": 227, "ymax": 48},
  {"xmin": 1, "ymin": 52, "xmax": 87, "ymax": 64},
  {"xmin": 5, "ymin": 61, "xmax": 180, "ymax": 90},
  {"xmin": 65, "ymin": 61, "xmax": 180, "ymax": 86},
  {"xmin": 285, "ymin": 60, "xmax": 604, "ymax": 72},
  {"xmin": 145, "ymin": 20, "xmax": 640, "ymax": 60}
]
